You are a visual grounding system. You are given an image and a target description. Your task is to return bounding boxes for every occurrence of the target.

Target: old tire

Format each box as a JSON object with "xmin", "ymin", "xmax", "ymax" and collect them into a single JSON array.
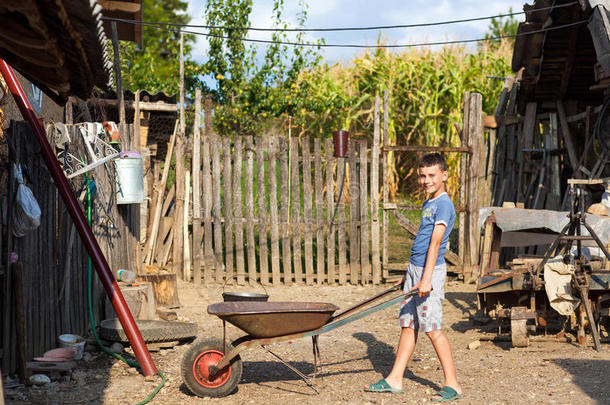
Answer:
[
  {"xmin": 510, "ymin": 318, "xmax": 529, "ymax": 348},
  {"xmin": 99, "ymin": 318, "xmax": 197, "ymax": 343},
  {"xmin": 181, "ymin": 338, "xmax": 242, "ymax": 398}
]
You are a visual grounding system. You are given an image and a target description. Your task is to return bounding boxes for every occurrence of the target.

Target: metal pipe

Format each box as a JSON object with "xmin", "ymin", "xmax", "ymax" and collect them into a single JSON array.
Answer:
[{"xmin": 0, "ymin": 60, "xmax": 158, "ymax": 376}]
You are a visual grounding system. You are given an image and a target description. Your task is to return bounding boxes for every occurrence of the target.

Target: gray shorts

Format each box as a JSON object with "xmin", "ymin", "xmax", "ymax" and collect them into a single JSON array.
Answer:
[{"xmin": 398, "ymin": 262, "xmax": 446, "ymax": 332}]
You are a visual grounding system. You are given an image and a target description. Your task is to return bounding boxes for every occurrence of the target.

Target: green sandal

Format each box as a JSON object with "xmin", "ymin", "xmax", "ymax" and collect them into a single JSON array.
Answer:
[
  {"xmin": 432, "ymin": 386, "xmax": 463, "ymax": 402},
  {"xmin": 364, "ymin": 379, "xmax": 404, "ymax": 393}
]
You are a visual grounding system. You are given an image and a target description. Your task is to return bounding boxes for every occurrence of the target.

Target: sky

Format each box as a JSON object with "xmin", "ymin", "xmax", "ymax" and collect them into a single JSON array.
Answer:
[{"xmin": 185, "ymin": 0, "xmax": 526, "ymax": 66}]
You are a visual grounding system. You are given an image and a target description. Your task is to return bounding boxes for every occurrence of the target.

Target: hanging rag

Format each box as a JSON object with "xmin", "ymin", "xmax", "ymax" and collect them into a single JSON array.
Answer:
[{"xmin": 544, "ymin": 255, "xmax": 580, "ymax": 316}]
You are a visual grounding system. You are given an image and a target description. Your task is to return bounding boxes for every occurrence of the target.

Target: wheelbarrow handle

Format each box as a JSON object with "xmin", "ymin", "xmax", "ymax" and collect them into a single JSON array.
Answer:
[{"xmin": 328, "ymin": 284, "xmax": 412, "ymax": 323}]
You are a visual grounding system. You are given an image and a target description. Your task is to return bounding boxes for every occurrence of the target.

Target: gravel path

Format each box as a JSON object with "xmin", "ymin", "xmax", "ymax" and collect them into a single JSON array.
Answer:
[{"xmin": 6, "ymin": 280, "xmax": 610, "ymax": 404}]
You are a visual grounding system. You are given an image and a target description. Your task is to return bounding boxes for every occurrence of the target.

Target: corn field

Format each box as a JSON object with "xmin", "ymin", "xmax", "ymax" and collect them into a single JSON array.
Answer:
[{"xmin": 290, "ymin": 40, "xmax": 513, "ymax": 203}]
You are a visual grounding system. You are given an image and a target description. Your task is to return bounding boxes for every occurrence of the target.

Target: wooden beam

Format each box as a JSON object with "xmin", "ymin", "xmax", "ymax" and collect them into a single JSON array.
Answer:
[
  {"xmin": 100, "ymin": 0, "xmax": 141, "ymax": 13},
  {"xmin": 92, "ymin": 99, "xmax": 178, "ymax": 112},
  {"xmin": 556, "ymin": 100, "xmax": 579, "ymax": 171},
  {"xmin": 383, "ymin": 145, "xmax": 469, "ymax": 153},
  {"xmin": 559, "ymin": 7, "xmax": 581, "ymax": 99},
  {"xmin": 110, "ymin": 21, "xmax": 125, "ymax": 124}
]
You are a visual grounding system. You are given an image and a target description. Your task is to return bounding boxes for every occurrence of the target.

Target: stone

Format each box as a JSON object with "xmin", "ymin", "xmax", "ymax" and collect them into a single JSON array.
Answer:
[
  {"xmin": 468, "ymin": 340, "xmax": 481, "ymax": 350},
  {"xmin": 109, "ymin": 342, "xmax": 124, "ymax": 353}
]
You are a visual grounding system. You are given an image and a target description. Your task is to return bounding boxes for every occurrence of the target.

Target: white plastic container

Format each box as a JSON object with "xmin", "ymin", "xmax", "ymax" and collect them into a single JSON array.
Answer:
[
  {"xmin": 57, "ymin": 334, "xmax": 86, "ymax": 360},
  {"xmin": 115, "ymin": 151, "xmax": 144, "ymax": 204}
]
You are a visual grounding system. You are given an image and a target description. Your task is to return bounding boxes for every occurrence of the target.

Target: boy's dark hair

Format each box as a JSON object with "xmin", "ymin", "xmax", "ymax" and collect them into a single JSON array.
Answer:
[{"xmin": 418, "ymin": 153, "xmax": 447, "ymax": 171}]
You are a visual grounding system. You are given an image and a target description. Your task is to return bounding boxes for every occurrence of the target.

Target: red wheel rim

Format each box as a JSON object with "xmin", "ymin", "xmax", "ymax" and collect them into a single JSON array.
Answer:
[{"xmin": 192, "ymin": 350, "xmax": 231, "ymax": 388}]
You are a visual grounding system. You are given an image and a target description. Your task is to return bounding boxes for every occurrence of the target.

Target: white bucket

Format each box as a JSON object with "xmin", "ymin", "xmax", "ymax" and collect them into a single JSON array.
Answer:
[
  {"xmin": 115, "ymin": 151, "xmax": 144, "ymax": 204},
  {"xmin": 57, "ymin": 334, "xmax": 86, "ymax": 360}
]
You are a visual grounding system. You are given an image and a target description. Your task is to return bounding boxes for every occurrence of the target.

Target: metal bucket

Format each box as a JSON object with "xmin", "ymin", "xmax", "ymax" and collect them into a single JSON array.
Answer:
[
  {"xmin": 222, "ymin": 291, "xmax": 269, "ymax": 302},
  {"xmin": 115, "ymin": 152, "xmax": 144, "ymax": 204}
]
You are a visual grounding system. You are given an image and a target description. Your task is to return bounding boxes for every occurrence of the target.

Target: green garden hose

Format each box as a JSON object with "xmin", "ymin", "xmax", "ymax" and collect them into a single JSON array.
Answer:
[{"xmin": 85, "ymin": 175, "xmax": 166, "ymax": 404}]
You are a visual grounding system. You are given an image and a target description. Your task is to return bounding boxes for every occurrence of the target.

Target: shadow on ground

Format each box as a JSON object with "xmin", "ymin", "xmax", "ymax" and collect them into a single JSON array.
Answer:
[
  {"xmin": 353, "ymin": 332, "xmax": 438, "ymax": 390},
  {"xmin": 553, "ymin": 359, "xmax": 610, "ymax": 403}
]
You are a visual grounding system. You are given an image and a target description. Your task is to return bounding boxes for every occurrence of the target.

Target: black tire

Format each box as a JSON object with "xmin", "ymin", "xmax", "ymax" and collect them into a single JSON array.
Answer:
[
  {"xmin": 181, "ymin": 338, "xmax": 242, "ymax": 398},
  {"xmin": 99, "ymin": 318, "xmax": 197, "ymax": 343}
]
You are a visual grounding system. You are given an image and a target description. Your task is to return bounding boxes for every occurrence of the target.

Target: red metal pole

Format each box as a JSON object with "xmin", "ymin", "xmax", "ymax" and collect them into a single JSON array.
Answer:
[{"xmin": 0, "ymin": 60, "xmax": 157, "ymax": 376}]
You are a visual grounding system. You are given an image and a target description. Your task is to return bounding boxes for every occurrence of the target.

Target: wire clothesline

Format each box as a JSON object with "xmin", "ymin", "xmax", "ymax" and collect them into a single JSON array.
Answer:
[
  {"xmin": 101, "ymin": 2, "xmax": 577, "ymax": 33},
  {"xmin": 105, "ymin": 18, "xmax": 588, "ymax": 49}
]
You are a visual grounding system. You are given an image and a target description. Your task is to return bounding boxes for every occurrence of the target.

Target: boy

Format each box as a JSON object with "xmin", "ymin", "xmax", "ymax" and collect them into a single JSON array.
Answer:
[{"xmin": 365, "ymin": 153, "xmax": 462, "ymax": 402}]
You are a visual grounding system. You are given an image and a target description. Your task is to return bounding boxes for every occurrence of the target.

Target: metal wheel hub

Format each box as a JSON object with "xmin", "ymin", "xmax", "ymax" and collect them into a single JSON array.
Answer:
[{"xmin": 193, "ymin": 350, "xmax": 231, "ymax": 388}]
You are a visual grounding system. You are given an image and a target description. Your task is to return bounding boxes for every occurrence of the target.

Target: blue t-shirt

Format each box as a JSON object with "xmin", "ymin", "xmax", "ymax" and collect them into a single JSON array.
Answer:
[{"xmin": 409, "ymin": 192, "xmax": 455, "ymax": 267}]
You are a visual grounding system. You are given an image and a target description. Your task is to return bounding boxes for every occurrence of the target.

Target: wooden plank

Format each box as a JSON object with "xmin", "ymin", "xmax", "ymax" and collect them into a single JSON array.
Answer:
[
  {"xmin": 233, "ymin": 137, "xmax": 245, "ymax": 285},
  {"xmin": 380, "ymin": 89, "xmax": 390, "ymax": 284},
  {"xmin": 201, "ymin": 135, "xmax": 214, "ymax": 283},
  {"xmin": 337, "ymin": 153, "xmax": 347, "ymax": 285},
  {"xmin": 360, "ymin": 139, "xmax": 370, "ymax": 284},
  {"xmin": 548, "ymin": 113, "xmax": 561, "ymax": 210},
  {"xmin": 348, "ymin": 141, "xmax": 359, "ymax": 284},
  {"xmin": 146, "ymin": 162, "xmax": 160, "ymax": 245},
  {"xmin": 256, "ymin": 136, "xmax": 269, "ymax": 285},
  {"xmin": 144, "ymin": 121, "xmax": 177, "ymax": 264},
  {"xmin": 314, "ymin": 138, "xmax": 325, "ymax": 285},
  {"xmin": 290, "ymin": 138, "xmax": 303, "ymax": 284},
  {"xmin": 110, "ymin": 21, "xmax": 125, "ymax": 124},
  {"xmin": 139, "ymin": 147, "xmax": 150, "ymax": 245},
  {"xmin": 244, "ymin": 136, "xmax": 257, "ymax": 284},
  {"xmin": 183, "ymin": 171, "xmax": 191, "ymax": 281},
  {"xmin": 302, "ymin": 137, "xmax": 314, "ymax": 285},
  {"xmin": 212, "ymin": 135, "xmax": 224, "ymax": 283},
  {"xmin": 161, "ymin": 185, "xmax": 175, "ymax": 217},
  {"xmin": 268, "ymin": 136, "xmax": 281, "ymax": 286},
  {"xmin": 325, "ymin": 139, "xmax": 336, "ymax": 285},
  {"xmin": 280, "ymin": 137, "xmax": 292, "ymax": 285},
  {"xmin": 192, "ymin": 89, "xmax": 202, "ymax": 285},
  {"xmin": 556, "ymin": 100, "xmax": 579, "ymax": 171},
  {"xmin": 467, "ymin": 93, "xmax": 482, "ymax": 268},
  {"xmin": 174, "ymin": 132, "xmax": 185, "ymax": 278},
  {"xmin": 223, "ymin": 136, "xmax": 234, "ymax": 283}
]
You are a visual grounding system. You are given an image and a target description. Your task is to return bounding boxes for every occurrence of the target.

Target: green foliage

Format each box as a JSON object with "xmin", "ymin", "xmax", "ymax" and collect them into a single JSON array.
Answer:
[
  {"xmin": 205, "ymin": 0, "xmax": 324, "ymax": 135},
  {"xmin": 113, "ymin": 0, "xmax": 205, "ymax": 95}
]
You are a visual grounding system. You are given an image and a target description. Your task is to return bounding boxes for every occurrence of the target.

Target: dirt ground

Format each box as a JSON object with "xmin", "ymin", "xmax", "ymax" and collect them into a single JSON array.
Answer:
[{"xmin": 5, "ymin": 280, "xmax": 610, "ymax": 405}]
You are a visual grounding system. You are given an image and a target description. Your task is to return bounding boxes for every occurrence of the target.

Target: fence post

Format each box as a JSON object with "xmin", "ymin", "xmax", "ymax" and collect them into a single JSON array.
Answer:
[
  {"xmin": 374, "ymin": 94, "xmax": 383, "ymax": 284},
  {"xmin": 464, "ymin": 92, "xmax": 482, "ymax": 280},
  {"xmin": 192, "ymin": 89, "xmax": 202, "ymax": 285}
]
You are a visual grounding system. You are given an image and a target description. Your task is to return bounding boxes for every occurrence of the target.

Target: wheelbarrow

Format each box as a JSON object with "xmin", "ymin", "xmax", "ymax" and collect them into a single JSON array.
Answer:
[{"xmin": 181, "ymin": 284, "xmax": 417, "ymax": 398}]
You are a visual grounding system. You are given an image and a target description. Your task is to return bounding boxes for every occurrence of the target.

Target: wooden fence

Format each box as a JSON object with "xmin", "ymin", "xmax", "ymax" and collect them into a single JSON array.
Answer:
[
  {"xmin": 0, "ymin": 121, "xmax": 138, "ymax": 375},
  {"xmin": 189, "ymin": 130, "xmax": 382, "ymax": 286}
]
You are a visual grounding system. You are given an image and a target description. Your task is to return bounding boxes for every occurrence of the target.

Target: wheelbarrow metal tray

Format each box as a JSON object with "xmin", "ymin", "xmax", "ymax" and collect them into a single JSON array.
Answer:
[{"xmin": 208, "ymin": 302, "xmax": 339, "ymax": 338}]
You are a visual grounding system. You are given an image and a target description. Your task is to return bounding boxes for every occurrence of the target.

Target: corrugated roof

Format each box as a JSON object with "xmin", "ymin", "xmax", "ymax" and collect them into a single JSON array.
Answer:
[{"xmin": 0, "ymin": 0, "xmax": 113, "ymax": 103}]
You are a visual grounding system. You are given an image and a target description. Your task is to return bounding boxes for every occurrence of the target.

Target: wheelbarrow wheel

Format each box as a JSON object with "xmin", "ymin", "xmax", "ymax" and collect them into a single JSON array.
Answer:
[{"xmin": 181, "ymin": 338, "xmax": 242, "ymax": 398}]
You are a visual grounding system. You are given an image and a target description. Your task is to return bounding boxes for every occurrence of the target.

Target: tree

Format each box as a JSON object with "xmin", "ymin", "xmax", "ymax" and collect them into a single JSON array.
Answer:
[
  {"xmin": 204, "ymin": 0, "xmax": 323, "ymax": 135},
  {"xmin": 116, "ymin": 0, "xmax": 204, "ymax": 95}
]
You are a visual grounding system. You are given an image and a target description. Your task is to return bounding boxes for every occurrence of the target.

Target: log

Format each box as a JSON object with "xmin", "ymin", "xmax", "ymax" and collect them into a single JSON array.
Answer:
[{"xmin": 137, "ymin": 273, "xmax": 180, "ymax": 307}]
